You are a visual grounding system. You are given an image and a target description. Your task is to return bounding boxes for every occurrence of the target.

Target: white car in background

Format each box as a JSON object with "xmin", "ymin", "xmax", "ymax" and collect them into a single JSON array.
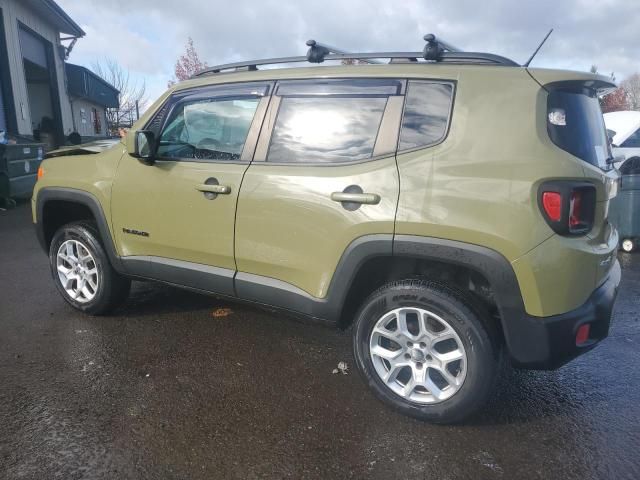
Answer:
[{"xmin": 604, "ymin": 111, "xmax": 640, "ymax": 174}]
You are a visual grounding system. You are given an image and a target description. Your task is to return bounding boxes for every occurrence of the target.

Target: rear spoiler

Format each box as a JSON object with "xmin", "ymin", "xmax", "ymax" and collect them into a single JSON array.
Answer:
[{"xmin": 526, "ymin": 68, "xmax": 617, "ymax": 96}]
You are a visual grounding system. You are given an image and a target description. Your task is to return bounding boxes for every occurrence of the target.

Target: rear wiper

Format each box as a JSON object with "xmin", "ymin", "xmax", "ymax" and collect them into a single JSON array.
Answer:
[{"xmin": 606, "ymin": 155, "xmax": 625, "ymax": 165}]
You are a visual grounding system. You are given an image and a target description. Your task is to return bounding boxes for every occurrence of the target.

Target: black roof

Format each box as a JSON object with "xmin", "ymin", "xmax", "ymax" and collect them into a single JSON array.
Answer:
[{"xmin": 65, "ymin": 64, "xmax": 119, "ymax": 108}]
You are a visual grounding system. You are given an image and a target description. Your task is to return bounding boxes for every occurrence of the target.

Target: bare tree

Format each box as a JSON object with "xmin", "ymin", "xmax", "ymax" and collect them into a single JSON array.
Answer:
[
  {"xmin": 92, "ymin": 59, "xmax": 148, "ymax": 134},
  {"xmin": 621, "ymin": 73, "xmax": 640, "ymax": 111},
  {"xmin": 168, "ymin": 38, "xmax": 208, "ymax": 87}
]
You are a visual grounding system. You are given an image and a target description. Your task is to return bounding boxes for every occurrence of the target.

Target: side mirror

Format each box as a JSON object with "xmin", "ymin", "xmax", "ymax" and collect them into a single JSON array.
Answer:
[{"xmin": 129, "ymin": 130, "xmax": 155, "ymax": 165}]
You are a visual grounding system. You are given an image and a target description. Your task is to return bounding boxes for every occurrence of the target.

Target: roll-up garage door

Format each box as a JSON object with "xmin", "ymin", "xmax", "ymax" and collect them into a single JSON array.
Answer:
[
  {"xmin": 0, "ymin": 76, "xmax": 6, "ymax": 132},
  {"xmin": 18, "ymin": 27, "xmax": 47, "ymax": 68}
]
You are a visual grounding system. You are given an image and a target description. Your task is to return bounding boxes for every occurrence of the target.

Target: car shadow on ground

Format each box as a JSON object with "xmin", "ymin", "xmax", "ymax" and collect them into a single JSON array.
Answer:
[{"xmin": 111, "ymin": 280, "xmax": 597, "ymax": 427}]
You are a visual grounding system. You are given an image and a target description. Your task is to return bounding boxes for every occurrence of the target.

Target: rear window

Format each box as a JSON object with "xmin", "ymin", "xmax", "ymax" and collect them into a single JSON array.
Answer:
[
  {"xmin": 547, "ymin": 90, "xmax": 611, "ymax": 169},
  {"xmin": 621, "ymin": 128, "xmax": 640, "ymax": 148}
]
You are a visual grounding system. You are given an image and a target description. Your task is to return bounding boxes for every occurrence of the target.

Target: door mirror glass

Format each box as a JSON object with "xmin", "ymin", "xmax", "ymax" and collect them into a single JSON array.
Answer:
[{"xmin": 130, "ymin": 130, "xmax": 155, "ymax": 163}]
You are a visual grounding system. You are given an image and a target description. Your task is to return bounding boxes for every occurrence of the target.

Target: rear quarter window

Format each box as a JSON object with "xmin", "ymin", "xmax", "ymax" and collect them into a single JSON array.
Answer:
[{"xmin": 399, "ymin": 81, "xmax": 453, "ymax": 151}]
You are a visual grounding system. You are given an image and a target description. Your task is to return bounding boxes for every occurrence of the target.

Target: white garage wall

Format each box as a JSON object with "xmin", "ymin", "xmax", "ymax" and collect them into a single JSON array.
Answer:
[
  {"xmin": 70, "ymin": 97, "xmax": 108, "ymax": 137},
  {"xmin": 0, "ymin": 0, "xmax": 73, "ymax": 137}
]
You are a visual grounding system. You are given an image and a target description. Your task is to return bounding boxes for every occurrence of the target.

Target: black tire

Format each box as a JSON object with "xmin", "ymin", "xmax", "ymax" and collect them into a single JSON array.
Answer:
[
  {"xmin": 49, "ymin": 221, "xmax": 130, "ymax": 315},
  {"xmin": 353, "ymin": 279, "xmax": 499, "ymax": 424}
]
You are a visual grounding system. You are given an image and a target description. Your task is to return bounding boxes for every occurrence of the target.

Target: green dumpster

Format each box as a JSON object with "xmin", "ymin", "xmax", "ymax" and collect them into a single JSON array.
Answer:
[
  {"xmin": 609, "ymin": 168, "xmax": 640, "ymax": 252},
  {"xmin": 0, "ymin": 143, "xmax": 45, "ymax": 205}
]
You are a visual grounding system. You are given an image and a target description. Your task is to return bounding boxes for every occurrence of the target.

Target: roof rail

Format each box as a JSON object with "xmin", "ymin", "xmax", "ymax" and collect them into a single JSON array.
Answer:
[
  {"xmin": 193, "ymin": 34, "xmax": 519, "ymax": 78},
  {"xmin": 305, "ymin": 40, "xmax": 384, "ymax": 65}
]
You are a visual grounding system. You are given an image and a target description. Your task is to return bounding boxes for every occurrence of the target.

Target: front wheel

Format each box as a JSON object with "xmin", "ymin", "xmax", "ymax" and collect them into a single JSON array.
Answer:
[
  {"xmin": 49, "ymin": 221, "xmax": 130, "ymax": 315},
  {"xmin": 353, "ymin": 279, "xmax": 499, "ymax": 424}
]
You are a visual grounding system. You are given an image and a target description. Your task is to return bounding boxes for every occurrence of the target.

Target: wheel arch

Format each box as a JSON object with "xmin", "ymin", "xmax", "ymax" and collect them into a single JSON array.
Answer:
[
  {"xmin": 331, "ymin": 235, "xmax": 528, "ymax": 357},
  {"xmin": 36, "ymin": 187, "xmax": 123, "ymax": 272}
]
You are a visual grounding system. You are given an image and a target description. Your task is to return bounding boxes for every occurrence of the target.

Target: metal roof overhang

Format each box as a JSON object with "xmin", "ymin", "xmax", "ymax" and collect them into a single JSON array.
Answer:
[{"xmin": 23, "ymin": 0, "xmax": 85, "ymax": 37}]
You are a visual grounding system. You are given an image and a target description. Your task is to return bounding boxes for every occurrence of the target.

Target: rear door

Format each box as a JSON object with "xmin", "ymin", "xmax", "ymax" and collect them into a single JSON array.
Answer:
[
  {"xmin": 111, "ymin": 82, "xmax": 271, "ymax": 295},
  {"xmin": 234, "ymin": 78, "xmax": 403, "ymax": 304}
]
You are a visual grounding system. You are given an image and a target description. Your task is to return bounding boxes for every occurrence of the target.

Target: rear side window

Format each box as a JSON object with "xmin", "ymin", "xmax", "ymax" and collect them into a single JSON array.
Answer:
[
  {"xmin": 268, "ymin": 96, "xmax": 388, "ymax": 163},
  {"xmin": 547, "ymin": 89, "xmax": 610, "ymax": 169},
  {"xmin": 399, "ymin": 81, "xmax": 453, "ymax": 151}
]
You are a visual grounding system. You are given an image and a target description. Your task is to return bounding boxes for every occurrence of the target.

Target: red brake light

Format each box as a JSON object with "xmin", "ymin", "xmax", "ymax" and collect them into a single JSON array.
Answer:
[
  {"xmin": 576, "ymin": 324, "xmax": 590, "ymax": 346},
  {"xmin": 539, "ymin": 182, "xmax": 595, "ymax": 236},
  {"xmin": 542, "ymin": 192, "xmax": 562, "ymax": 222}
]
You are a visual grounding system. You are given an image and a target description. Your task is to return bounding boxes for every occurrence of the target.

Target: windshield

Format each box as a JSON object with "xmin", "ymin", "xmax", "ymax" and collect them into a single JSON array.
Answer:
[{"xmin": 547, "ymin": 89, "xmax": 611, "ymax": 170}]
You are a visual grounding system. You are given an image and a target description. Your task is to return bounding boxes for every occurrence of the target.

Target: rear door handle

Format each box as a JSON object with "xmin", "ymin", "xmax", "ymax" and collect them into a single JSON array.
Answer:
[
  {"xmin": 195, "ymin": 184, "xmax": 231, "ymax": 194},
  {"xmin": 330, "ymin": 192, "xmax": 380, "ymax": 205}
]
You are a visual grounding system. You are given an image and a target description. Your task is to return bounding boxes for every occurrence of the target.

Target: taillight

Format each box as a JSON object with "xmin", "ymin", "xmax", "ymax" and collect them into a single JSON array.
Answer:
[
  {"xmin": 541, "ymin": 192, "xmax": 562, "ymax": 221},
  {"xmin": 538, "ymin": 181, "xmax": 596, "ymax": 236},
  {"xmin": 576, "ymin": 324, "xmax": 591, "ymax": 346}
]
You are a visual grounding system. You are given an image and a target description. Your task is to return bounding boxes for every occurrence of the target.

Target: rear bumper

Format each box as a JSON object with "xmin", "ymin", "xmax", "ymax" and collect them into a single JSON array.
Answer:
[{"xmin": 507, "ymin": 259, "xmax": 621, "ymax": 370}]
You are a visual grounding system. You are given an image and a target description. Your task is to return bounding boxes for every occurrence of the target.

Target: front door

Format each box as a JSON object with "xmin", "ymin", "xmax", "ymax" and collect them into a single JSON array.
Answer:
[
  {"xmin": 111, "ymin": 82, "xmax": 271, "ymax": 295},
  {"xmin": 234, "ymin": 78, "xmax": 403, "ymax": 306}
]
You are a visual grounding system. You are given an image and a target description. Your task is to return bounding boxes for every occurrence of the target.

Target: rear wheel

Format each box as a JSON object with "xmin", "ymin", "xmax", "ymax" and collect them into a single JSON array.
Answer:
[
  {"xmin": 49, "ymin": 221, "xmax": 130, "ymax": 315},
  {"xmin": 353, "ymin": 279, "xmax": 499, "ymax": 423}
]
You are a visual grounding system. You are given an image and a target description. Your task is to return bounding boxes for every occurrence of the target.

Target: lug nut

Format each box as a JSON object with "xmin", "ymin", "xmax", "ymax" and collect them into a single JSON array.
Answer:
[
  {"xmin": 404, "ymin": 353, "xmax": 411, "ymax": 359},
  {"xmin": 419, "ymin": 342, "xmax": 427, "ymax": 348},
  {"xmin": 416, "ymin": 362, "xmax": 423, "ymax": 369}
]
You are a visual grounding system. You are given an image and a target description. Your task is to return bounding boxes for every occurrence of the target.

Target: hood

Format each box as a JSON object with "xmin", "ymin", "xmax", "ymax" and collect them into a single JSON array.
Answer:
[{"xmin": 46, "ymin": 138, "xmax": 121, "ymax": 158}]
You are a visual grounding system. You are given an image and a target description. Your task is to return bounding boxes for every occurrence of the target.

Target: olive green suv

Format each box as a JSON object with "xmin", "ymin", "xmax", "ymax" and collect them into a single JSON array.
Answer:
[{"xmin": 32, "ymin": 37, "xmax": 621, "ymax": 423}]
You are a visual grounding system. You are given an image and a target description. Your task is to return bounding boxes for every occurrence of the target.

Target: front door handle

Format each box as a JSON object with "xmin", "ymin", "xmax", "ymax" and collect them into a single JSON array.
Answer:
[
  {"xmin": 330, "ymin": 192, "xmax": 380, "ymax": 204},
  {"xmin": 196, "ymin": 177, "xmax": 231, "ymax": 200},
  {"xmin": 195, "ymin": 184, "xmax": 231, "ymax": 195}
]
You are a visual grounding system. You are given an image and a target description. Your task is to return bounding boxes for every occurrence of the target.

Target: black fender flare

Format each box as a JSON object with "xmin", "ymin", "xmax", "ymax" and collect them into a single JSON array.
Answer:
[
  {"xmin": 392, "ymin": 235, "xmax": 528, "ymax": 362},
  {"xmin": 35, "ymin": 187, "xmax": 124, "ymax": 272}
]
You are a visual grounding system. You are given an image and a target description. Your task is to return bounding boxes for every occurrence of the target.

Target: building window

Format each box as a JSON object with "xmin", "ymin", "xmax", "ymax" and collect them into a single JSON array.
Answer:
[{"xmin": 92, "ymin": 108, "xmax": 101, "ymax": 134}]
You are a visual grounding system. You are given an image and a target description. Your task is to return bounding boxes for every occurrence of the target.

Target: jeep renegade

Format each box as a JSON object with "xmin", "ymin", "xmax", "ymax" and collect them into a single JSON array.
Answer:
[{"xmin": 32, "ymin": 36, "xmax": 621, "ymax": 423}]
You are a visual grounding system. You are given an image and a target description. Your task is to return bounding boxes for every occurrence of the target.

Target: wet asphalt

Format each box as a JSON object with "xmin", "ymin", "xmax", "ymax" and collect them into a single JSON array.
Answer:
[{"xmin": 1, "ymin": 202, "xmax": 639, "ymax": 480}]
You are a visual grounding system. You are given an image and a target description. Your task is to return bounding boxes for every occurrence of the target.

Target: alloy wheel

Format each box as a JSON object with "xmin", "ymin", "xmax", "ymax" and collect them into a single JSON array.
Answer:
[
  {"xmin": 56, "ymin": 239, "xmax": 99, "ymax": 303},
  {"xmin": 369, "ymin": 307, "xmax": 467, "ymax": 404}
]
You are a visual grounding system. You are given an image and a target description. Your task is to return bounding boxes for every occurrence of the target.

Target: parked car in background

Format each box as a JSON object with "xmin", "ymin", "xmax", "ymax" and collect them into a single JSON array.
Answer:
[{"xmin": 604, "ymin": 111, "xmax": 640, "ymax": 174}]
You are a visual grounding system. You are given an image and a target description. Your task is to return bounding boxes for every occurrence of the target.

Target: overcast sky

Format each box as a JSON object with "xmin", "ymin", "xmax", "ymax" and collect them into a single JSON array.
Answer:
[{"xmin": 56, "ymin": 0, "xmax": 639, "ymax": 106}]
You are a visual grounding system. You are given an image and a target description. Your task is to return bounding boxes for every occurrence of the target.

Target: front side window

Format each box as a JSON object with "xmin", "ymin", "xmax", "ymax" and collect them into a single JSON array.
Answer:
[
  {"xmin": 399, "ymin": 81, "xmax": 453, "ymax": 151},
  {"xmin": 157, "ymin": 97, "xmax": 260, "ymax": 161},
  {"xmin": 621, "ymin": 128, "xmax": 640, "ymax": 148},
  {"xmin": 267, "ymin": 96, "xmax": 388, "ymax": 163}
]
